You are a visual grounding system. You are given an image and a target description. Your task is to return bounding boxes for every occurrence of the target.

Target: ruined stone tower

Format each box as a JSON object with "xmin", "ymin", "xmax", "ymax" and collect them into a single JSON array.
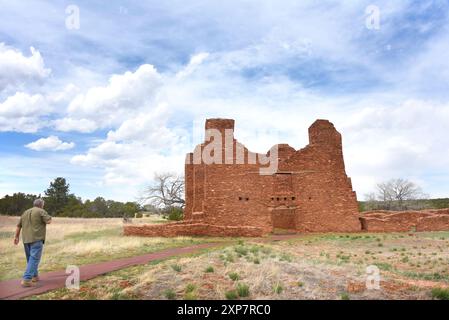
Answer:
[{"xmin": 125, "ymin": 118, "xmax": 361, "ymax": 237}]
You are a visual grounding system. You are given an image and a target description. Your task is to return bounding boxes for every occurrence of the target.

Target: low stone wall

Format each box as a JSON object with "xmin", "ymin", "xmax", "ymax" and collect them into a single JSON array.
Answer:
[
  {"xmin": 361, "ymin": 209, "xmax": 449, "ymax": 232},
  {"xmin": 124, "ymin": 221, "xmax": 266, "ymax": 237},
  {"xmin": 416, "ymin": 214, "xmax": 449, "ymax": 231}
]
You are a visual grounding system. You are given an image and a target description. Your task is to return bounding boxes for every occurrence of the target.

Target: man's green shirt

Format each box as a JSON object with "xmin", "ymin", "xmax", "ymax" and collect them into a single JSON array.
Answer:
[{"xmin": 17, "ymin": 207, "xmax": 52, "ymax": 244}]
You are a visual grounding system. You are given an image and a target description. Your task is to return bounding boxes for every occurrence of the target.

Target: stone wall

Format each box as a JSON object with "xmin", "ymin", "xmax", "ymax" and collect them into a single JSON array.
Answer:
[
  {"xmin": 123, "ymin": 221, "xmax": 265, "ymax": 237},
  {"xmin": 126, "ymin": 118, "xmax": 362, "ymax": 237},
  {"xmin": 361, "ymin": 209, "xmax": 449, "ymax": 232}
]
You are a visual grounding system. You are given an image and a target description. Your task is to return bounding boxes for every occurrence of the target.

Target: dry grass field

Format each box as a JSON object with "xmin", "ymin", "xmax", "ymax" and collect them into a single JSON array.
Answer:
[
  {"xmin": 14, "ymin": 219, "xmax": 448, "ymax": 300},
  {"xmin": 0, "ymin": 215, "xmax": 216, "ymax": 281}
]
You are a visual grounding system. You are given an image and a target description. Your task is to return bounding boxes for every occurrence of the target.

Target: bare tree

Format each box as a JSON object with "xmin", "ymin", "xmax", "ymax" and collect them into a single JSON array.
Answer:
[
  {"xmin": 140, "ymin": 172, "xmax": 185, "ymax": 210},
  {"xmin": 375, "ymin": 178, "xmax": 426, "ymax": 210},
  {"xmin": 363, "ymin": 192, "xmax": 378, "ymax": 211}
]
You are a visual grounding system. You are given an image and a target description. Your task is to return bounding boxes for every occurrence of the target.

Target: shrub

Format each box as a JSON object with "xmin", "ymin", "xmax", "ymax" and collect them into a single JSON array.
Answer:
[
  {"xmin": 134, "ymin": 212, "xmax": 143, "ymax": 218},
  {"xmin": 273, "ymin": 283, "xmax": 283, "ymax": 294},
  {"xmin": 237, "ymin": 283, "xmax": 250, "ymax": 297},
  {"xmin": 234, "ymin": 246, "xmax": 248, "ymax": 256},
  {"xmin": 204, "ymin": 266, "xmax": 214, "ymax": 273},
  {"xmin": 185, "ymin": 284, "xmax": 196, "ymax": 293},
  {"xmin": 250, "ymin": 246, "xmax": 260, "ymax": 254},
  {"xmin": 166, "ymin": 207, "xmax": 184, "ymax": 221},
  {"xmin": 225, "ymin": 290, "xmax": 238, "ymax": 300},
  {"xmin": 171, "ymin": 264, "xmax": 182, "ymax": 272},
  {"xmin": 184, "ymin": 292, "xmax": 197, "ymax": 300},
  {"xmin": 341, "ymin": 293, "xmax": 350, "ymax": 300},
  {"xmin": 228, "ymin": 272, "xmax": 240, "ymax": 281},
  {"xmin": 431, "ymin": 288, "xmax": 449, "ymax": 300},
  {"xmin": 280, "ymin": 254, "xmax": 292, "ymax": 262},
  {"xmin": 225, "ymin": 253, "xmax": 235, "ymax": 263},
  {"xmin": 164, "ymin": 289, "xmax": 176, "ymax": 300}
]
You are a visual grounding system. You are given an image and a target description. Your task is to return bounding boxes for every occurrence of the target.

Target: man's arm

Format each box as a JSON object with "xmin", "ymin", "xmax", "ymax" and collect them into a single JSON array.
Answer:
[
  {"xmin": 14, "ymin": 226, "xmax": 21, "ymax": 245},
  {"xmin": 41, "ymin": 210, "xmax": 52, "ymax": 224}
]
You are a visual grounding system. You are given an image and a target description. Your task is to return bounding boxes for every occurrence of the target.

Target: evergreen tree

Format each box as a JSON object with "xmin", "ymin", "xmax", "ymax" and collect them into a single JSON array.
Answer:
[{"xmin": 44, "ymin": 177, "xmax": 70, "ymax": 215}]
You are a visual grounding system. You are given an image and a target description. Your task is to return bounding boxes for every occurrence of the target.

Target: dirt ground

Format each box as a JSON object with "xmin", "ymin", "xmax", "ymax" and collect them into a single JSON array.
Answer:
[
  {"xmin": 0, "ymin": 215, "xmax": 215, "ymax": 281},
  {"xmin": 31, "ymin": 231, "xmax": 449, "ymax": 300}
]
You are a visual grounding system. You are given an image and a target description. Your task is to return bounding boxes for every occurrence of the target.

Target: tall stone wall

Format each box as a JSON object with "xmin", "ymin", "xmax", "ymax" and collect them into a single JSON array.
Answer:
[
  {"xmin": 125, "ymin": 118, "xmax": 362, "ymax": 237},
  {"xmin": 124, "ymin": 118, "xmax": 449, "ymax": 237}
]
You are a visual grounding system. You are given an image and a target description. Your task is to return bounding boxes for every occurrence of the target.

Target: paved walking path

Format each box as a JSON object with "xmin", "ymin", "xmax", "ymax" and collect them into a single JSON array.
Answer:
[
  {"xmin": 0, "ymin": 234, "xmax": 301, "ymax": 300},
  {"xmin": 0, "ymin": 242, "xmax": 222, "ymax": 300}
]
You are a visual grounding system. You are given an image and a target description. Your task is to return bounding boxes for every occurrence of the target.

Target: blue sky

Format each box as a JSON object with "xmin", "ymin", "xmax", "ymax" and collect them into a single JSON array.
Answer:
[{"xmin": 1, "ymin": 0, "xmax": 449, "ymax": 201}]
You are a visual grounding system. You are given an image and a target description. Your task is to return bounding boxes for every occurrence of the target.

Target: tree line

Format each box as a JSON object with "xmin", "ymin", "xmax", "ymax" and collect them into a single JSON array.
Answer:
[
  {"xmin": 359, "ymin": 178, "xmax": 449, "ymax": 212},
  {"xmin": 0, "ymin": 177, "xmax": 141, "ymax": 218}
]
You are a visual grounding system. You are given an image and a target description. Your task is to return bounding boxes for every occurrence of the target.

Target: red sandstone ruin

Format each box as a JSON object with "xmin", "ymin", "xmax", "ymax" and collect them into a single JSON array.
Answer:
[
  {"xmin": 125, "ymin": 118, "xmax": 362, "ymax": 237},
  {"xmin": 360, "ymin": 209, "xmax": 449, "ymax": 232},
  {"xmin": 124, "ymin": 118, "xmax": 449, "ymax": 237}
]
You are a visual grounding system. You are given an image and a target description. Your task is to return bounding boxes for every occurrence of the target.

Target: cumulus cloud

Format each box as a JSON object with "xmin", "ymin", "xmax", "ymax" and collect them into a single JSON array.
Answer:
[
  {"xmin": 65, "ymin": 46, "xmax": 449, "ymax": 198},
  {"xmin": 53, "ymin": 118, "xmax": 98, "ymax": 133},
  {"xmin": 176, "ymin": 52, "xmax": 210, "ymax": 79},
  {"xmin": 65, "ymin": 64, "xmax": 163, "ymax": 131},
  {"xmin": 2, "ymin": 1, "xmax": 449, "ymax": 200},
  {"xmin": 0, "ymin": 43, "xmax": 51, "ymax": 92},
  {"xmin": 0, "ymin": 84, "xmax": 78, "ymax": 133},
  {"xmin": 25, "ymin": 136, "xmax": 75, "ymax": 151},
  {"xmin": 0, "ymin": 92, "xmax": 49, "ymax": 133},
  {"xmin": 70, "ymin": 104, "xmax": 188, "ymax": 186}
]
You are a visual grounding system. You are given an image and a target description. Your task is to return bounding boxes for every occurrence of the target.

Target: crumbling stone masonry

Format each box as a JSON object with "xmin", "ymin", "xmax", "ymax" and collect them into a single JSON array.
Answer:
[
  {"xmin": 125, "ymin": 118, "xmax": 361, "ymax": 237},
  {"xmin": 360, "ymin": 209, "xmax": 449, "ymax": 232}
]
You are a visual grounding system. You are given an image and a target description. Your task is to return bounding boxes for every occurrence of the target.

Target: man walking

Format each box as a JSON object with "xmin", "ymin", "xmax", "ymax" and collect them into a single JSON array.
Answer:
[{"xmin": 14, "ymin": 199, "xmax": 52, "ymax": 287}]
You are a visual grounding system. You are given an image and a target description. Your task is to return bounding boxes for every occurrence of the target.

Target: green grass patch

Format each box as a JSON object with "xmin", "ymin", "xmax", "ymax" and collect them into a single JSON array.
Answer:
[
  {"xmin": 185, "ymin": 283, "xmax": 196, "ymax": 293},
  {"xmin": 431, "ymin": 288, "xmax": 449, "ymax": 300},
  {"xmin": 341, "ymin": 292, "xmax": 350, "ymax": 300},
  {"xmin": 228, "ymin": 272, "xmax": 240, "ymax": 281},
  {"xmin": 273, "ymin": 283, "xmax": 283, "ymax": 294},
  {"xmin": 375, "ymin": 262, "xmax": 393, "ymax": 271},
  {"xmin": 171, "ymin": 264, "xmax": 182, "ymax": 272},
  {"xmin": 234, "ymin": 246, "xmax": 248, "ymax": 256},
  {"xmin": 236, "ymin": 283, "xmax": 250, "ymax": 297},
  {"xmin": 225, "ymin": 290, "xmax": 238, "ymax": 300},
  {"xmin": 164, "ymin": 289, "xmax": 176, "ymax": 300},
  {"xmin": 403, "ymin": 271, "xmax": 449, "ymax": 281}
]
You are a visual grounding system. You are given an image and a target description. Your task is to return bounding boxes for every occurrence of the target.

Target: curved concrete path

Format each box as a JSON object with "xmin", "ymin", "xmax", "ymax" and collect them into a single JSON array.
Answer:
[{"xmin": 0, "ymin": 242, "xmax": 221, "ymax": 300}]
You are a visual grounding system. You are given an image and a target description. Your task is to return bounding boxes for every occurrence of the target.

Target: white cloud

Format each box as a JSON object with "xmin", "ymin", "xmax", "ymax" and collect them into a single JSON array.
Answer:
[
  {"xmin": 2, "ymin": 1, "xmax": 449, "ymax": 200},
  {"xmin": 71, "ymin": 104, "xmax": 188, "ymax": 187},
  {"xmin": 0, "ymin": 92, "xmax": 48, "ymax": 117},
  {"xmin": 176, "ymin": 52, "xmax": 210, "ymax": 79},
  {"xmin": 66, "ymin": 64, "xmax": 163, "ymax": 131},
  {"xmin": 0, "ymin": 43, "xmax": 51, "ymax": 92},
  {"xmin": 0, "ymin": 92, "xmax": 49, "ymax": 133},
  {"xmin": 53, "ymin": 118, "xmax": 98, "ymax": 133},
  {"xmin": 0, "ymin": 84, "xmax": 78, "ymax": 133},
  {"xmin": 25, "ymin": 136, "xmax": 75, "ymax": 151},
  {"xmin": 65, "ymin": 46, "xmax": 449, "ymax": 199}
]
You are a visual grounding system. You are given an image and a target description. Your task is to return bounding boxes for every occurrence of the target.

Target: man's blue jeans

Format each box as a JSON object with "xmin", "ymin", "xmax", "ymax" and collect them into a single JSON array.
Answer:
[{"xmin": 23, "ymin": 240, "xmax": 43, "ymax": 281}]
